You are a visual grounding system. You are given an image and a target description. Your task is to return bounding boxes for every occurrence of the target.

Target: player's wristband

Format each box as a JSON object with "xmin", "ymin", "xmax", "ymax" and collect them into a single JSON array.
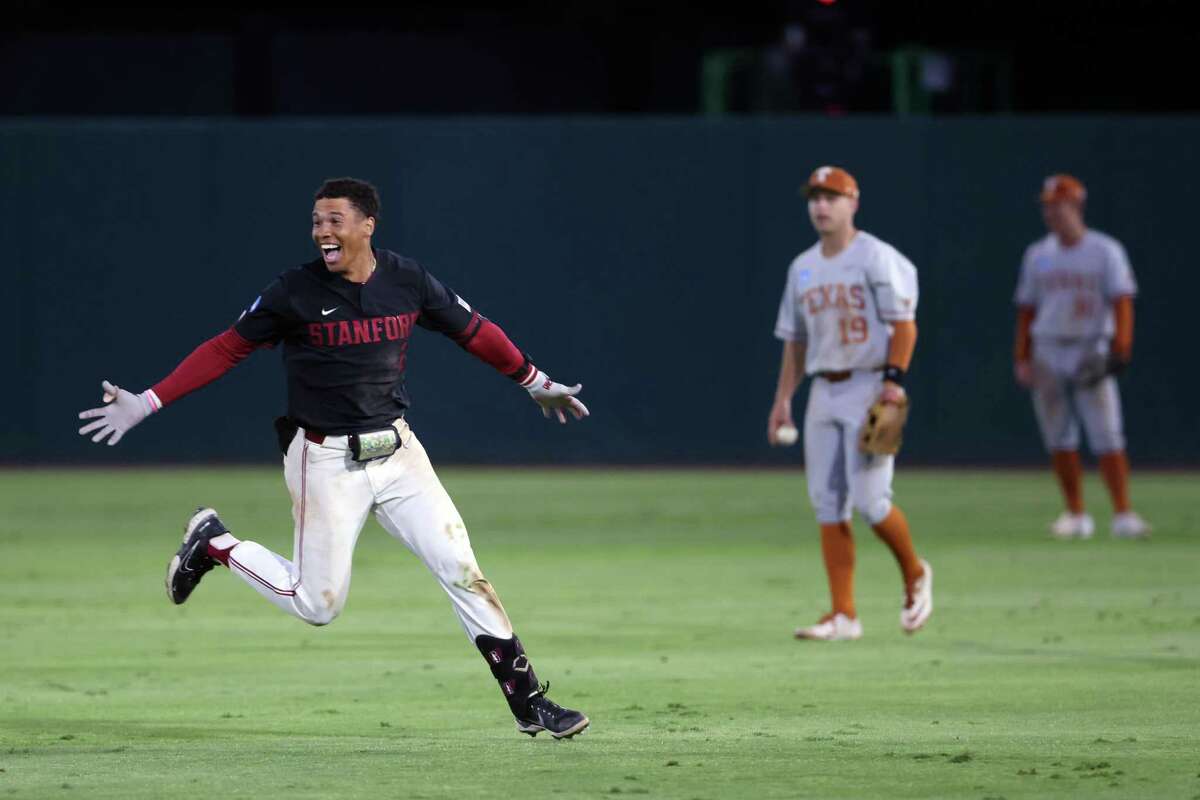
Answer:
[
  {"xmin": 508, "ymin": 355, "xmax": 537, "ymax": 386},
  {"xmin": 882, "ymin": 365, "xmax": 905, "ymax": 386},
  {"xmin": 139, "ymin": 389, "xmax": 162, "ymax": 414},
  {"xmin": 521, "ymin": 368, "xmax": 551, "ymax": 393}
]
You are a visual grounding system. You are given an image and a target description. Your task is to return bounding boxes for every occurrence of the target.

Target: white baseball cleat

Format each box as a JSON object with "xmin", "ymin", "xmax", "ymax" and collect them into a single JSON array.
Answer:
[
  {"xmin": 794, "ymin": 612, "xmax": 862, "ymax": 641},
  {"xmin": 1050, "ymin": 512, "xmax": 1095, "ymax": 540},
  {"xmin": 900, "ymin": 559, "xmax": 933, "ymax": 634},
  {"xmin": 1111, "ymin": 511, "xmax": 1151, "ymax": 539}
]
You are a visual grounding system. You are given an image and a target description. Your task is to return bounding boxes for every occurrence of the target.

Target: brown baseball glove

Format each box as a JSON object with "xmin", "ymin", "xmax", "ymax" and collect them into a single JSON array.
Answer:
[{"xmin": 859, "ymin": 394, "xmax": 909, "ymax": 455}]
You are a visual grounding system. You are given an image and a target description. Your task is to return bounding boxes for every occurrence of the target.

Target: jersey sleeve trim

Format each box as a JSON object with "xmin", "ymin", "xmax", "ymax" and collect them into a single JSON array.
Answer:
[
  {"xmin": 774, "ymin": 327, "xmax": 806, "ymax": 342},
  {"xmin": 449, "ymin": 311, "xmax": 485, "ymax": 345}
]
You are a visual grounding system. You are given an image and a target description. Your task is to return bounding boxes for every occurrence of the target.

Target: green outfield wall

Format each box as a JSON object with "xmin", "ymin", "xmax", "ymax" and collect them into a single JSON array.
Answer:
[{"xmin": 3, "ymin": 117, "xmax": 1196, "ymax": 465}]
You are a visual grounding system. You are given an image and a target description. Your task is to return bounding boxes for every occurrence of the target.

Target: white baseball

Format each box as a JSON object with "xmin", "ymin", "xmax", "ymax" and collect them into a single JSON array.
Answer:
[{"xmin": 775, "ymin": 424, "xmax": 799, "ymax": 446}]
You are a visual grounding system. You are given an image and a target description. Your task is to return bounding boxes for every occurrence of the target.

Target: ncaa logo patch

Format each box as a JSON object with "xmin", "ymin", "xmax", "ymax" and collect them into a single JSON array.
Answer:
[{"xmin": 797, "ymin": 269, "xmax": 812, "ymax": 285}]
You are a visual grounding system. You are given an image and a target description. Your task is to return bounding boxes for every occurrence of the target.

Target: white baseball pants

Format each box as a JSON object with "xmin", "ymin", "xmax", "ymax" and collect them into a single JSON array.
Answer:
[
  {"xmin": 221, "ymin": 419, "xmax": 514, "ymax": 640},
  {"xmin": 803, "ymin": 370, "xmax": 895, "ymax": 525},
  {"xmin": 1031, "ymin": 371, "xmax": 1125, "ymax": 453},
  {"xmin": 1030, "ymin": 338, "xmax": 1125, "ymax": 453}
]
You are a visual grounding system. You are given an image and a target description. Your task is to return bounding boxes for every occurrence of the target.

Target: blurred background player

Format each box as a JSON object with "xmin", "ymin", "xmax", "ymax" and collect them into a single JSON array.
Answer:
[
  {"xmin": 768, "ymin": 166, "xmax": 932, "ymax": 641},
  {"xmin": 1014, "ymin": 174, "xmax": 1150, "ymax": 539}
]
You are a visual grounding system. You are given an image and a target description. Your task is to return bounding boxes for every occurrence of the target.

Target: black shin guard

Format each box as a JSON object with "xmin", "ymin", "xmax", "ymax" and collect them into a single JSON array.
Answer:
[{"xmin": 475, "ymin": 633, "xmax": 540, "ymax": 717}]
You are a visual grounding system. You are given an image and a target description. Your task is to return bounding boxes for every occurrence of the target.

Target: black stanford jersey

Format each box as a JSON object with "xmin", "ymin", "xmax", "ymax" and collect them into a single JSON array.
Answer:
[{"xmin": 235, "ymin": 248, "xmax": 472, "ymax": 434}]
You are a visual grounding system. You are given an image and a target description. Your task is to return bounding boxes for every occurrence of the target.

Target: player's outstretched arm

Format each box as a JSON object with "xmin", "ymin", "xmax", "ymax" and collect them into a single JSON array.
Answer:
[
  {"xmin": 445, "ymin": 307, "xmax": 589, "ymax": 424},
  {"xmin": 78, "ymin": 380, "xmax": 161, "ymax": 446},
  {"xmin": 77, "ymin": 328, "xmax": 259, "ymax": 446},
  {"xmin": 418, "ymin": 267, "xmax": 589, "ymax": 425}
]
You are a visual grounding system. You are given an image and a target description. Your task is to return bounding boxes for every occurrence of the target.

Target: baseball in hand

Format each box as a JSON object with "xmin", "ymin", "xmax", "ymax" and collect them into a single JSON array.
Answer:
[{"xmin": 775, "ymin": 424, "xmax": 799, "ymax": 446}]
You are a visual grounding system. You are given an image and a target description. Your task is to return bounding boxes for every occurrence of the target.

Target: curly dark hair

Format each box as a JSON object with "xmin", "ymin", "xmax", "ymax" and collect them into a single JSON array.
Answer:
[{"xmin": 314, "ymin": 177, "xmax": 381, "ymax": 220}]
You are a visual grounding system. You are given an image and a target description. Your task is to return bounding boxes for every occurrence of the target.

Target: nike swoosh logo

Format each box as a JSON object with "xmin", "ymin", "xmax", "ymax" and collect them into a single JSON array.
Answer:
[{"xmin": 321, "ymin": 307, "xmax": 339, "ymax": 316}]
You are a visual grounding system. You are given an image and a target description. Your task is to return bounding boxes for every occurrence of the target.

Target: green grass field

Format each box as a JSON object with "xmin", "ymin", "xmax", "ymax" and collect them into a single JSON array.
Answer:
[{"xmin": 1, "ymin": 468, "xmax": 1197, "ymax": 799}]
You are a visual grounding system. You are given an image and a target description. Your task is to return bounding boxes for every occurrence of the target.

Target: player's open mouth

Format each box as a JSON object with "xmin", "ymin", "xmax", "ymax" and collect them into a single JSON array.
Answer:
[{"xmin": 320, "ymin": 243, "xmax": 342, "ymax": 264}]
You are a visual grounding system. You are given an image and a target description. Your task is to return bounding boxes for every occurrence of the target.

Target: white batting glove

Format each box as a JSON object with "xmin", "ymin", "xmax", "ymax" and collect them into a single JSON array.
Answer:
[
  {"xmin": 522, "ymin": 369, "xmax": 589, "ymax": 424},
  {"xmin": 78, "ymin": 380, "xmax": 161, "ymax": 445}
]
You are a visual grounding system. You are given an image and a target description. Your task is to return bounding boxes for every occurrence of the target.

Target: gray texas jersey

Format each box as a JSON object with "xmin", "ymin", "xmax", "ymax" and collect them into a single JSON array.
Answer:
[
  {"xmin": 1014, "ymin": 230, "xmax": 1137, "ymax": 340},
  {"xmin": 775, "ymin": 231, "xmax": 918, "ymax": 374}
]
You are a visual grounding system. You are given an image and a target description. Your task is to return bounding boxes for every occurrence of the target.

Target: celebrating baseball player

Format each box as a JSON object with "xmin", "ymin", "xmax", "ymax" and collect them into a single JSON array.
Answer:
[
  {"xmin": 1013, "ymin": 174, "xmax": 1150, "ymax": 539},
  {"xmin": 768, "ymin": 166, "xmax": 932, "ymax": 642},
  {"xmin": 78, "ymin": 178, "xmax": 591, "ymax": 739}
]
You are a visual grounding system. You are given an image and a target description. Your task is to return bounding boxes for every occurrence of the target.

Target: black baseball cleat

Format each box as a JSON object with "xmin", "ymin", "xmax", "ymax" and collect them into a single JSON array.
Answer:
[
  {"xmin": 515, "ymin": 683, "xmax": 590, "ymax": 740},
  {"xmin": 165, "ymin": 507, "xmax": 228, "ymax": 605}
]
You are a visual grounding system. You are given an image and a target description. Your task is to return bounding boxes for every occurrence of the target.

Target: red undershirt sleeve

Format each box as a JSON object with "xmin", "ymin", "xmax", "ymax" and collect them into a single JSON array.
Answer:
[
  {"xmin": 151, "ymin": 327, "xmax": 261, "ymax": 407},
  {"xmin": 450, "ymin": 311, "xmax": 537, "ymax": 384}
]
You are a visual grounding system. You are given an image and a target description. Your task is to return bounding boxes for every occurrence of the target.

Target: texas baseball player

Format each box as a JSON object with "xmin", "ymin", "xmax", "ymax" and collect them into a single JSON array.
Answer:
[
  {"xmin": 77, "ymin": 177, "xmax": 590, "ymax": 739},
  {"xmin": 1013, "ymin": 174, "xmax": 1150, "ymax": 540},
  {"xmin": 768, "ymin": 166, "xmax": 932, "ymax": 641}
]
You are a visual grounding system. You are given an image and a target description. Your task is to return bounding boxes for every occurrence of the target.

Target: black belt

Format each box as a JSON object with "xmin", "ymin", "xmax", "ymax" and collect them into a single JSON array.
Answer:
[{"xmin": 302, "ymin": 415, "xmax": 406, "ymax": 446}]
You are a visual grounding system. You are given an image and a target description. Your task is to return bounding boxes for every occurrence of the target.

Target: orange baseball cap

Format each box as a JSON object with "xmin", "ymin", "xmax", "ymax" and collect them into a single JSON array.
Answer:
[
  {"xmin": 1040, "ymin": 174, "xmax": 1086, "ymax": 204},
  {"xmin": 804, "ymin": 166, "xmax": 860, "ymax": 199}
]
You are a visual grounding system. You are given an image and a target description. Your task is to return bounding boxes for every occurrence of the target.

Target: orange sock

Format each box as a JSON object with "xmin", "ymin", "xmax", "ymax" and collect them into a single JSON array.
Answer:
[
  {"xmin": 1098, "ymin": 451, "xmax": 1132, "ymax": 513},
  {"xmin": 872, "ymin": 506, "xmax": 923, "ymax": 587},
  {"xmin": 819, "ymin": 522, "xmax": 856, "ymax": 618},
  {"xmin": 1051, "ymin": 450, "xmax": 1084, "ymax": 513}
]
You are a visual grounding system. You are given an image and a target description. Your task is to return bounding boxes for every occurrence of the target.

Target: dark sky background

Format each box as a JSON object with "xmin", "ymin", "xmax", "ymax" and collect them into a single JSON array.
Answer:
[{"xmin": 2, "ymin": 0, "xmax": 1196, "ymax": 115}]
